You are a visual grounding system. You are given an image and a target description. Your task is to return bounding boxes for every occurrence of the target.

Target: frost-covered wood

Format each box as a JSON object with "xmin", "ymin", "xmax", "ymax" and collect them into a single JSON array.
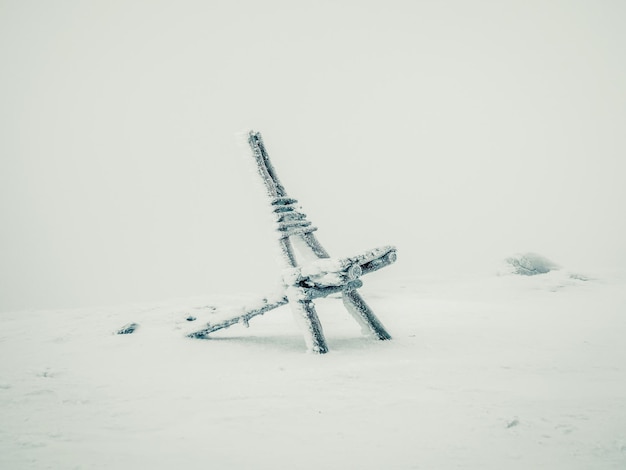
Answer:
[
  {"xmin": 188, "ymin": 296, "xmax": 289, "ymax": 338},
  {"xmin": 188, "ymin": 131, "xmax": 398, "ymax": 353}
]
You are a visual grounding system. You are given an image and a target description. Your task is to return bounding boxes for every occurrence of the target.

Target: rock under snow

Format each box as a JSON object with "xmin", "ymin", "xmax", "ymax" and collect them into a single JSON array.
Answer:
[{"xmin": 504, "ymin": 253, "xmax": 560, "ymax": 276}]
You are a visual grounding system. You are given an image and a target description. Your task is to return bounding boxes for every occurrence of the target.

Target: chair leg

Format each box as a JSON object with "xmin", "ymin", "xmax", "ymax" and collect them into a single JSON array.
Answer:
[
  {"xmin": 342, "ymin": 290, "xmax": 392, "ymax": 340},
  {"xmin": 289, "ymin": 299, "xmax": 329, "ymax": 354}
]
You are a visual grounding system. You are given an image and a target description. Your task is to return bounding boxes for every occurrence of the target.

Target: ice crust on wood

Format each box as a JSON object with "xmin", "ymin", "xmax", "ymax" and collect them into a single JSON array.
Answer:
[{"xmin": 187, "ymin": 292, "xmax": 288, "ymax": 339}]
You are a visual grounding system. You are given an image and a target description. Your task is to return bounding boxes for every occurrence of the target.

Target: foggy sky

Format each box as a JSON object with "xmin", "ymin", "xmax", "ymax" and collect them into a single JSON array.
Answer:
[{"xmin": 1, "ymin": 0, "xmax": 625, "ymax": 312}]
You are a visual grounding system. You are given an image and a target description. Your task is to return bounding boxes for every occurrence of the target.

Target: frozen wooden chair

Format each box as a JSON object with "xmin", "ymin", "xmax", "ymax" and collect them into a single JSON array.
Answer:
[{"xmin": 189, "ymin": 131, "xmax": 397, "ymax": 353}]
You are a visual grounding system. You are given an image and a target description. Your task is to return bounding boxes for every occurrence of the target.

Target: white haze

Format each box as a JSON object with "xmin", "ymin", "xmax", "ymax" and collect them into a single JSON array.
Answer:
[{"xmin": 1, "ymin": 0, "xmax": 625, "ymax": 312}]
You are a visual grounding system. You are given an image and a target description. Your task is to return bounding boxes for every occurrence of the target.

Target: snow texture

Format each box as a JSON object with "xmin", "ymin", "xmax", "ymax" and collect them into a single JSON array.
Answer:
[{"xmin": 1, "ymin": 270, "xmax": 625, "ymax": 469}]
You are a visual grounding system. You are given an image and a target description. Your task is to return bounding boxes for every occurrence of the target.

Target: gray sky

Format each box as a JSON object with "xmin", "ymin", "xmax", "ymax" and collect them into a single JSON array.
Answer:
[{"xmin": 1, "ymin": 0, "xmax": 625, "ymax": 312}]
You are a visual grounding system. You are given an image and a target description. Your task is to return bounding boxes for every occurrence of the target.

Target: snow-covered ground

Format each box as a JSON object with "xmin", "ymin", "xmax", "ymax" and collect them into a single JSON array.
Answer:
[{"xmin": 1, "ymin": 268, "xmax": 625, "ymax": 469}]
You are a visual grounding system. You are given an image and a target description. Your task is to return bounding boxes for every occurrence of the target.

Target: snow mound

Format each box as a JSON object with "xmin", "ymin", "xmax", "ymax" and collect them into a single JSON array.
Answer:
[{"xmin": 503, "ymin": 253, "xmax": 560, "ymax": 276}]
